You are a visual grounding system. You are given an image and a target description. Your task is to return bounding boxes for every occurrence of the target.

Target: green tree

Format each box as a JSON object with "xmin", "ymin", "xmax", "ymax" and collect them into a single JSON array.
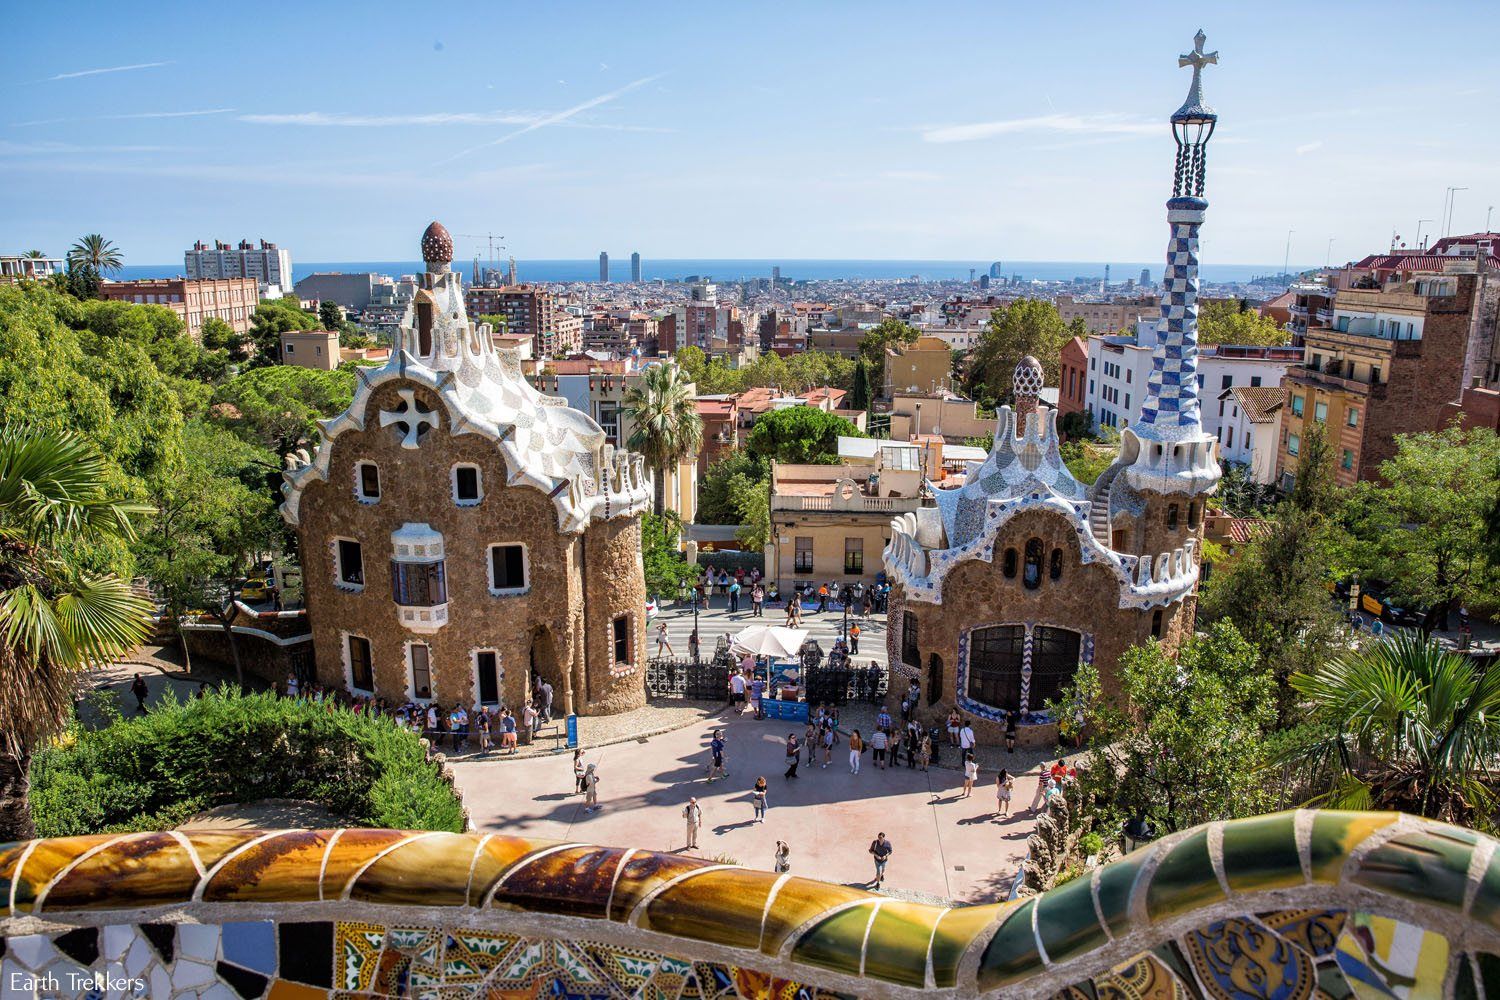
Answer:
[
  {"xmin": 963, "ymin": 300, "xmax": 1071, "ymax": 403},
  {"xmin": 200, "ymin": 316, "xmax": 249, "ymax": 368},
  {"xmin": 640, "ymin": 510, "xmax": 699, "ymax": 599},
  {"xmin": 247, "ymin": 296, "xmax": 319, "ymax": 363},
  {"xmin": 1060, "ymin": 439, "xmax": 1113, "ymax": 486},
  {"xmin": 1197, "ymin": 298, "xmax": 1289, "ymax": 347},
  {"xmin": 211, "ymin": 365, "xmax": 356, "ymax": 458},
  {"xmin": 1071, "ymin": 622, "xmax": 1276, "ymax": 836},
  {"xmin": 318, "ymin": 299, "xmax": 343, "ymax": 331},
  {"xmin": 1342, "ymin": 425, "xmax": 1500, "ymax": 628},
  {"xmin": 1201, "ymin": 422, "xmax": 1348, "ymax": 723},
  {"xmin": 747, "ymin": 406, "xmax": 863, "ymax": 464},
  {"xmin": 66, "ymin": 234, "xmax": 124, "ymax": 276},
  {"xmin": 625, "ymin": 363, "xmax": 704, "ymax": 516},
  {"xmin": 849, "ymin": 358, "xmax": 871, "ymax": 412},
  {"xmin": 729, "ymin": 474, "xmax": 771, "ymax": 550},
  {"xmin": 0, "ymin": 428, "xmax": 153, "ymax": 839},
  {"xmin": 698, "ymin": 451, "xmax": 768, "ymax": 525},
  {"xmin": 1279, "ymin": 631, "xmax": 1500, "ymax": 829}
]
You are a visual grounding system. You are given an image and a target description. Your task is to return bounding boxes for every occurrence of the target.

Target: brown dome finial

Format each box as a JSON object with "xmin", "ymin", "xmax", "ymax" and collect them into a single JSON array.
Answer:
[
  {"xmin": 1013, "ymin": 355, "xmax": 1044, "ymax": 423},
  {"xmin": 420, "ymin": 221, "xmax": 453, "ymax": 271}
]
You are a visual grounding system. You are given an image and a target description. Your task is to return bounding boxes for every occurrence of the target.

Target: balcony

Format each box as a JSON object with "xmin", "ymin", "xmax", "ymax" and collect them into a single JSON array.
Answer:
[
  {"xmin": 1289, "ymin": 367, "xmax": 1373, "ymax": 397},
  {"xmin": 772, "ymin": 493, "xmax": 924, "ymax": 514},
  {"xmin": 1288, "ymin": 304, "xmax": 1308, "ymax": 318},
  {"xmin": 1315, "ymin": 308, "xmax": 1334, "ymax": 324},
  {"xmin": 397, "ymin": 602, "xmax": 449, "ymax": 633}
]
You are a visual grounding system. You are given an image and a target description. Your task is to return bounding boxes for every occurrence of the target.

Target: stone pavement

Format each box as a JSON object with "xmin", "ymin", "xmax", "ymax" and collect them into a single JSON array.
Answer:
[{"xmin": 451, "ymin": 707, "xmax": 1049, "ymax": 905}]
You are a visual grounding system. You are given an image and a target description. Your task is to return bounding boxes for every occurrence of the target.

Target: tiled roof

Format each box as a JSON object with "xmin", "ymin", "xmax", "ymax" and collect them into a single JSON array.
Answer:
[
  {"xmin": 1226, "ymin": 516, "xmax": 1271, "ymax": 542},
  {"xmin": 1221, "ymin": 385, "xmax": 1285, "ymax": 424}
]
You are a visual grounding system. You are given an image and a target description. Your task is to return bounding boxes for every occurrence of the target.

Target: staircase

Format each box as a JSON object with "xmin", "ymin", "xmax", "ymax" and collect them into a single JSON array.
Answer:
[{"xmin": 1088, "ymin": 464, "xmax": 1123, "ymax": 546}]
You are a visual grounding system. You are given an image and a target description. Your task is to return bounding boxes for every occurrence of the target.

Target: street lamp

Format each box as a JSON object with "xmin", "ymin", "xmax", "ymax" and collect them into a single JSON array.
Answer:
[{"xmin": 677, "ymin": 578, "xmax": 700, "ymax": 663}]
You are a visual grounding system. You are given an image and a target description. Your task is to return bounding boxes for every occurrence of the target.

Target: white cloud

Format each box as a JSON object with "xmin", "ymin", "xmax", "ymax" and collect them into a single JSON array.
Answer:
[
  {"xmin": 14, "ymin": 108, "xmax": 235, "ymax": 127},
  {"xmin": 0, "ymin": 140, "xmax": 173, "ymax": 155},
  {"xmin": 240, "ymin": 110, "xmax": 545, "ymax": 127},
  {"xmin": 922, "ymin": 113, "xmax": 1162, "ymax": 144},
  {"xmin": 49, "ymin": 61, "xmax": 170, "ymax": 81},
  {"xmin": 1295, "ymin": 140, "xmax": 1323, "ymax": 155}
]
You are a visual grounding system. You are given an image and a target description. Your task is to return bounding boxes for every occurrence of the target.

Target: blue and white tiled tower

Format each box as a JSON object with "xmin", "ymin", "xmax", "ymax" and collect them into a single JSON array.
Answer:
[{"xmin": 1122, "ymin": 30, "xmax": 1223, "ymax": 497}]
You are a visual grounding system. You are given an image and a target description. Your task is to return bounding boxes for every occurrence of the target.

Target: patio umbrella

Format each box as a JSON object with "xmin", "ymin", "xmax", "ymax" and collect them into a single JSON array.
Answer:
[{"xmin": 730, "ymin": 624, "xmax": 807, "ymax": 659}]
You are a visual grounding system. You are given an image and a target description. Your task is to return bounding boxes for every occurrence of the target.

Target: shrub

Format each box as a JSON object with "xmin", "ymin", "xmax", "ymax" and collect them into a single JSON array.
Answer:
[{"xmin": 30, "ymin": 690, "xmax": 464, "ymax": 836}]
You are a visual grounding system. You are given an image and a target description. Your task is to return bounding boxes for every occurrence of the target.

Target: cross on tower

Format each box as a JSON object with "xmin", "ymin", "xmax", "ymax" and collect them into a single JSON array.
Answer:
[
  {"xmin": 380, "ymin": 388, "xmax": 439, "ymax": 449},
  {"xmin": 1178, "ymin": 29, "xmax": 1218, "ymax": 89}
]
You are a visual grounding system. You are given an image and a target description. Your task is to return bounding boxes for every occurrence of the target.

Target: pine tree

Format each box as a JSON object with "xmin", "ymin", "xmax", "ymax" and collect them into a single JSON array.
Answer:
[{"xmin": 849, "ymin": 358, "xmax": 871, "ymax": 412}]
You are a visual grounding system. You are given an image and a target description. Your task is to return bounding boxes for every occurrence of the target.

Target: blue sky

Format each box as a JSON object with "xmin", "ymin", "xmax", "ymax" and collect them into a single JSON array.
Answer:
[{"xmin": 4, "ymin": 1, "xmax": 1497, "ymax": 267}]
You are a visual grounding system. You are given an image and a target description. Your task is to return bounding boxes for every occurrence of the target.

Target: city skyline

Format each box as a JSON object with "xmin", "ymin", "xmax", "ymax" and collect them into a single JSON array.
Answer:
[{"xmin": 4, "ymin": 1, "xmax": 1498, "ymax": 266}]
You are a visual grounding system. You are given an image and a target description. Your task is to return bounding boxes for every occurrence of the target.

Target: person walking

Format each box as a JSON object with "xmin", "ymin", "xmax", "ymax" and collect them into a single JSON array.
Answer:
[
  {"xmin": 752, "ymin": 584, "xmax": 764, "ymax": 617},
  {"xmin": 573, "ymin": 749, "xmax": 586, "ymax": 794},
  {"xmin": 906, "ymin": 720, "xmax": 922, "ymax": 769},
  {"xmin": 870, "ymin": 727, "xmax": 887, "ymax": 769},
  {"xmin": 130, "ymin": 673, "xmax": 150, "ymax": 713},
  {"xmin": 583, "ymin": 763, "xmax": 600, "ymax": 812},
  {"xmin": 708, "ymin": 729, "xmax": 728, "ymax": 781},
  {"xmin": 538, "ymin": 680, "xmax": 554, "ymax": 725},
  {"xmin": 804, "ymin": 720, "xmax": 818, "ymax": 766},
  {"xmin": 869, "ymin": 832, "xmax": 893, "ymax": 887},
  {"xmin": 848, "ymin": 729, "xmax": 865, "ymax": 774},
  {"xmin": 750, "ymin": 673, "xmax": 765, "ymax": 719},
  {"xmin": 784, "ymin": 733, "xmax": 801, "ymax": 779},
  {"xmin": 730, "ymin": 670, "xmax": 747, "ymax": 715},
  {"xmin": 752, "ymin": 777, "xmax": 768, "ymax": 823},
  {"xmin": 817, "ymin": 584, "xmax": 829, "ymax": 614},
  {"xmin": 774, "ymin": 840, "xmax": 791, "ymax": 873},
  {"xmin": 683, "ymin": 797, "xmax": 703, "ymax": 849},
  {"xmin": 961, "ymin": 752, "xmax": 978, "ymax": 798},
  {"xmin": 1031, "ymin": 763, "xmax": 1053, "ymax": 812},
  {"xmin": 849, "ymin": 622, "xmax": 861, "ymax": 655},
  {"xmin": 728, "ymin": 579, "xmax": 741, "ymax": 614},
  {"xmin": 918, "ymin": 731, "xmax": 932, "ymax": 772},
  {"xmin": 996, "ymin": 769, "xmax": 1014, "ymax": 816},
  {"xmin": 959, "ymin": 718, "xmax": 976, "ymax": 755},
  {"xmin": 656, "ymin": 622, "xmax": 673, "ymax": 658},
  {"xmin": 821, "ymin": 724, "xmax": 834, "ymax": 768},
  {"xmin": 688, "ymin": 628, "xmax": 701, "ymax": 664}
]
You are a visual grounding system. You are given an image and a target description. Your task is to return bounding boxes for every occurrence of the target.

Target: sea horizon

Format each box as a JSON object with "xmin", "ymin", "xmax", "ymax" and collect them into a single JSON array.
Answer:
[{"xmin": 111, "ymin": 257, "xmax": 1302, "ymax": 287}]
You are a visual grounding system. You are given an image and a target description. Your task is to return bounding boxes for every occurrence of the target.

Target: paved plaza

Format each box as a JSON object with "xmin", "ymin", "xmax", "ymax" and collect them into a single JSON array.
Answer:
[{"xmin": 649, "ymin": 593, "xmax": 889, "ymax": 668}]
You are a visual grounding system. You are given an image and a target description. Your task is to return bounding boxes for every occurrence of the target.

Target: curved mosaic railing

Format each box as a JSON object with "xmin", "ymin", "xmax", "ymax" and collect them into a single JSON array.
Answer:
[{"xmin": 3, "ymin": 810, "xmax": 1498, "ymax": 998}]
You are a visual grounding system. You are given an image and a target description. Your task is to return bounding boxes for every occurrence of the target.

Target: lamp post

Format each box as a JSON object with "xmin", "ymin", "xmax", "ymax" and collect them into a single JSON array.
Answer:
[{"xmin": 677, "ymin": 578, "xmax": 700, "ymax": 663}]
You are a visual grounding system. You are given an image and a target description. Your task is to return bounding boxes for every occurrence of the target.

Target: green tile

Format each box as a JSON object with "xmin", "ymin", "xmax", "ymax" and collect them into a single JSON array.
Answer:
[
  {"xmin": 1468, "ymin": 849, "xmax": 1500, "ymax": 932},
  {"xmin": 1145, "ymin": 827, "xmax": 1225, "ymax": 922},
  {"xmin": 1307, "ymin": 811, "xmax": 1398, "ymax": 883},
  {"xmin": 1093, "ymin": 850, "xmax": 1148, "ymax": 940},
  {"xmin": 790, "ymin": 902, "xmax": 876, "ymax": 978},
  {"xmin": 1034, "ymin": 871, "xmax": 1108, "ymax": 965},
  {"xmin": 929, "ymin": 903, "xmax": 1007, "ymax": 989},
  {"xmin": 1351, "ymin": 827, "xmax": 1477, "ymax": 912},
  {"xmin": 1221, "ymin": 812, "xmax": 1304, "ymax": 892},
  {"xmin": 976, "ymin": 899, "xmax": 1044, "ymax": 991},
  {"xmin": 862, "ymin": 902, "xmax": 940, "ymax": 988}
]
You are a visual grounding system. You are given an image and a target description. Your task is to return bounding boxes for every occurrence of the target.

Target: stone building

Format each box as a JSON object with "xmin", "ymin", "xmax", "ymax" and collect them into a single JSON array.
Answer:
[
  {"xmin": 883, "ymin": 36, "xmax": 1224, "ymax": 741},
  {"xmin": 282, "ymin": 222, "xmax": 652, "ymax": 718}
]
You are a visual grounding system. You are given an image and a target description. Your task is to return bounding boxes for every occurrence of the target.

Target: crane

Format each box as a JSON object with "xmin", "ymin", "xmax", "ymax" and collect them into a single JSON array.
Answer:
[{"xmin": 454, "ymin": 232, "xmax": 506, "ymax": 271}]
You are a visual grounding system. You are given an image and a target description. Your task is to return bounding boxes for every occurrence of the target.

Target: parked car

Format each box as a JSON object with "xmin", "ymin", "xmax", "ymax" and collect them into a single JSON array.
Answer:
[
  {"xmin": 239, "ymin": 577, "xmax": 271, "ymax": 602},
  {"xmin": 1357, "ymin": 581, "xmax": 1428, "ymax": 628}
]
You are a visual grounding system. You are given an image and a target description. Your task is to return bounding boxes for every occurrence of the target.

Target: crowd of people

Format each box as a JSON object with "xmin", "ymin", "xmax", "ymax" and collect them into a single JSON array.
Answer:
[{"xmin": 685, "ymin": 567, "xmax": 892, "ymax": 624}]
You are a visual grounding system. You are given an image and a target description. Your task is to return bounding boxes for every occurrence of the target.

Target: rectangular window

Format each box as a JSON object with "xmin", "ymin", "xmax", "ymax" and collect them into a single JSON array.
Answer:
[
  {"xmin": 1291, "ymin": 395, "xmax": 1305, "ymax": 417},
  {"xmin": 489, "ymin": 544, "xmax": 527, "ymax": 592},
  {"xmin": 454, "ymin": 465, "xmax": 482, "ymax": 504},
  {"xmin": 1125, "ymin": 369, "xmax": 1132, "ymax": 384},
  {"xmin": 347, "ymin": 634, "xmax": 373, "ymax": 691},
  {"xmin": 1314, "ymin": 401, "xmax": 1328, "ymax": 423},
  {"xmin": 476, "ymin": 650, "xmax": 501, "ymax": 704},
  {"xmin": 794, "ymin": 537, "xmax": 814, "ymax": 574},
  {"xmin": 1244, "ymin": 431, "xmax": 1251, "ymax": 449},
  {"xmin": 1288, "ymin": 434, "xmax": 1301, "ymax": 456},
  {"xmin": 844, "ymin": 537, "xmax": 864, "ymax": 574},
  {"xmin": 1251, "ymin": 376, "xmax": 1262, "ymax": 387},
  {"xmin": 1370, "ymin": 366, "xmax": 1381, "ymax": 384},
  {"xmin": 1124, "ymin": 393, "xmax": 1130, "ymax": 410},
  {"xmin": 901, "ymin": 611, "xmax": 920, "ymax": 667},
  {"xmin": 1342, "ymin": 449, "xmax": 1354, "ymax": 470},
  {"xmin": 391, "ymin": 560, "xmax": 446, "ymax": 606},
  {"xmin": 336, "ymin": 539, "xmax": 364, "ymax": 587},
  {"xmin": 1347, "ymin": 408, "xmax": 1360, "ymax": 427},
  {"xmin": 357, "ymin": 462, "xmax": 380, "ymax": 501},
  {"xmin": 1221, "ymin": 374, "xmax": 1233, "ymax": 389},
  {"xmin": 612, "ymin": 615, "xmax": 630, "ymax": 664},
  {"xmin": 410, "ymin": 643, "xmax": 432, "ymax": 699}
]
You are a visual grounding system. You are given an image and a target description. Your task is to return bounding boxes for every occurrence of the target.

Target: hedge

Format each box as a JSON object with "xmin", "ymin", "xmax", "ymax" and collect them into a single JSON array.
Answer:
[{"xmin": 30, "ymin": 690, "xmax": 465, "ymax": 837}]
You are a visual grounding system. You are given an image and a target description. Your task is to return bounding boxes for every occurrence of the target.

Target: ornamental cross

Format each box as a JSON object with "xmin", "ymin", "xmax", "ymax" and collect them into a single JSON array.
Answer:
[
  {"xmin": 380, "ymin": 388, "xmax": 439, "ymax": 449},
  {"xmin": 1179, "ymin": 29, "xmax": 1218, "ymax": 76}
]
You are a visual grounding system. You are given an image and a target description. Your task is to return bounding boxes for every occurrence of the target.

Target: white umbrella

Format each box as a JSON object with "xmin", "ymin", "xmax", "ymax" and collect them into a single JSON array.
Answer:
[{"xmin": 730, "ymin": 624, "xmax": 807, "ymax": 659}]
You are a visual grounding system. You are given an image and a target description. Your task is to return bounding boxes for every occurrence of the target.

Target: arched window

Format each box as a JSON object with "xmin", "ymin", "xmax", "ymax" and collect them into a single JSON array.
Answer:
[
  {"xmin": 1188, "ymin": 501, "xmax": 1200, "ymax": 529},
  {"xmin": 901, "ymin": 611, "xmax": 920, "ymax": 667},
  {"xmin": 1049, "ymin": 548, "xmax": 1063, "ymax": 581},
  {"xmin": 968, "ymin": 625, "xmax": 1025, "ymax": 709},
  {"xmin": 416, "ymin": 300, "xmax": 434, "ymax": 355},
  {"xmin": 1151, "ymin": 609, "xmax": 1164, "ymax": 638},
  {"xmin": 927, "ymin": 653, "xmax": 944, "ymax": 705},
  {"xmin": 1023, "ymin": 538, "xmax": 1043, "ymax": 589},
  {"xmin": 1166, "ymin": 504, "xmax": 1179, "ymax": 530},
  {"xmin": 1002, "ymin": 548, "xmax": 1018, "ymax": 579}
]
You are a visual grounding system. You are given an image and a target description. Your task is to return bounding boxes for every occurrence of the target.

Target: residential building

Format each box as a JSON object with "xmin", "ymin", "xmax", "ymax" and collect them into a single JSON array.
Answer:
[
  {"xmin": 281, "ymin": 329, "xmax": 339, "ymax": 371},
  {"xmin": 98, "ymin": 276, "xmax": 259, "ymax": 342},
  {"xmin": 917, "ymin": 325, "xmax": 984, "ymax": 352},
  {"xmin": 694, "ymin": 396, "xmax": 740, "ymax": 473},
  {"xmin": 806, "ymin": 327, "xmax": 867, "ymax": 358},
  {"xmin": 883, "ymin": 336, "xmax": 955, "ymax": 397},
  {"xmin": 630, "ymin": 252, "xmax": 642, "ymax": 282},
  {"xmin": 465, "ymin": 284, "xmax": 583, "ymax": 358},
  {"xmin": 1057, "ymin": 336, "xmax": 1088, "ymax": 419},
  {"xmin": 0, "ymin": 254, "xmax": 63, "ymax": 281},
  {"xmin": 282, "ymin": 222, "xmax": 652, "ymax": 718},
  {"xmin": 887, "ymin": 394, "xmax": 994, "ymax": 443},
  {"xmin": 1215, "ymin": 385, "xmax": 1284, "ymax": 484},
  {"xmin": 1055, "ymin": 293, "xmax": 1156, "ymax": 334},
  {"xmin": 294, "ymin": 272, "xmax": 387, "ymax": 310},
  {"xmin": 673, "ymin": 282, "xmax": 740, "ymax": 352},
  {"xmin": 185, "ymin": 239, "xmax": 292, "ymax": 294},
  {"xmin": 1278, "ymin": 258, "xmax": 1499, "ymax": 487}
]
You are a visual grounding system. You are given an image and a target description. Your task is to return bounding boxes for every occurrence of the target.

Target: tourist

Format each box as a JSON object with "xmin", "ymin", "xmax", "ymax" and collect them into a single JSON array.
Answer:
[
  {"xmin": 708, "ymin": 729, "xmax": 727, "ymax": 781},
  {"xmin": 573, "ymin": 749, "xmax": 586, "ymax": 793},
  {"xmin": 766, "ymin": 580, "xmax": 779, "ymax": 604},
  {"xmin": 583, "ymin": 763, "xmax": 600, "ymax": 811},
  {"xmin": 523, "ymin": 702, "xmax": 539, "ymax": 744},
  {"xmin": 849, "ymin": 622, "xmax": 861, "ymax": 655},
  {"xmin": 821, "ymin": 723, "xmax": 834, "ymax": 768},
  {"xmin": 817, "ymin": 584, "xmax": 829, "ymax": 614},
  {"xmin": 728, "ymin": 578, "xmax": 741, "ymax": 614},
  {"xmin": 862, "ymin": 588, "xmax": 874, "ymax": 617},
  {"xmin": 286, "ymin": 674, "xmax": 300, "ymax": 698},
  {"xmin": 997, "ymin": 769, "xmax": 1014, "ymax": 816},
  {"xmin": 946, "ymin": 709, "xmax": 961, "ymax": 747},
  {"xmin": 538, "ymin": 680, "xmax": 554, "ymax": 724},
  {"xmin": 918, "ymin": 731, "xmax": 932, "ymax": 772},
  {"xmin": 130, "ymin": 673, "xmax": 149, "ymax": 713},
  {"xmin": 905, "ymin": 720, "xmax": 921, "ymax": 768},
  {"xmin": 426, "ymin": 703, "xmax": 441, "ymax": 742},
  {"xmin": 688, "ymin": 628, "xmax": 700, "ymax": 663},
  {"xmin": 1031, "ymin": 763, "xmax": 1054, "ymax": 812},
  {"xmin": 476, "ymin": 708, "xmax": 491, "ymax": 754},
  {"xmin": 876, "ymin": 705, "xmax": 892, "ymax": 732},
  {"xmin": 752, "ymin": 583, "xmax": 764, "ymax": 617},
  {"xmin": 501, "ymin": 710, "xmax": 518, "ymax": 752},
  {"xmin": 959, "ymin": 718, "xmax": 976, "ymax": 754},
  {"xmin": 803, "ymin": 720, "xmax": 818, "ymax": 765},
  {"xmin": 869, "ymin": 832, "xmax": 893, "ymax": 887},
  {"xmin": 962, "ymin": 752, "xmax": 978, "ymax": 798},
  {"xmin": 656, "ymin": 622, "xmax": 673, "ymax": 658},
  {"xmin": 1005, "ymin": 711, "xmax": 1017, "ymax": 754},
  {"xmin": 683, "ymin": 797, "xmax": 703, "ymax": 849},
  {"xmin": 889, "ymin": 725, "xmax": 905, "ymax": 768},
  {"xmin": 752, "ymin": 776, "xmax": 768, "ymax": 823},
  {"xmin": 730, "ymin": 670, "xmax": 747, "ymax": 714},
  {"xmin": 848, "ymin": 729, "xmax": 865, "ymax": 774},
  {"xmin": 749, "ymin": 673, "xmax": 766, "ymax": 719},
  {"xmin": 784, "ymin": 733, "xmax": 801, "ymax": 778},
  {"xmin": 870, "ymin": 726, "xmax": 888, "ymax": 769},
  {"xmin": 774, "ymin": 840, "xmax": 791, "ymax": 873},
  {"xmin": 452, "ymin": 705, "xmax": 470, "ymax": 752}
]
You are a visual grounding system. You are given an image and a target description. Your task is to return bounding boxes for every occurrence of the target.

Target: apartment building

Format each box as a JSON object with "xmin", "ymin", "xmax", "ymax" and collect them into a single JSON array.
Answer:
[
  {"xmin": 1216, "ymin": 385, "xmax": 1284, "ymax": 484},
  {"xmin": 185, "ymin": 239, "xmax": 292, "ymax": 294},
  {"xmin": 883, "ymin": 336, "xmax": 955, "ymax": 396},
  {"xmin": 99, "ymin": 277, "xmax": 259, "ymax": 341},
  {"xmin": 1055, "ymin": 293, "xmax": 1156, "ymax": 334},
  {"xmin": 1057, "ymin": 336, "xmax": 1088, "ymax": 418},
  {"xmin": 1, "ymin": 254, "xmax": 63, "ymax": 281},
  {"xmin": 280, "ymin": 330, "xmax": 340, "ymax": 371},
  {"xmin": 465, "ymin": 284, "xmax": 583, "ymax": 358}
]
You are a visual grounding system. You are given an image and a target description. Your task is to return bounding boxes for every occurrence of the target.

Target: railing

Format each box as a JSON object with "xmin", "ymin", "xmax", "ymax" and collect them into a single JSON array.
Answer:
[
  {"xmin": 1289, "ymin": 367, "xmax": 1374, "ymax": 395},
  {"xmin": 772, "ymin": 494, "xmax": 923, "ymax": 513}
]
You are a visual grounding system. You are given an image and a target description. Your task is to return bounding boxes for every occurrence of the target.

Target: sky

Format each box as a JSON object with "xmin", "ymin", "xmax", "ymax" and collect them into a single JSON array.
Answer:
[{"xmin": 4, "ymin": 0, "xmax": 1498, "ymax": 268}]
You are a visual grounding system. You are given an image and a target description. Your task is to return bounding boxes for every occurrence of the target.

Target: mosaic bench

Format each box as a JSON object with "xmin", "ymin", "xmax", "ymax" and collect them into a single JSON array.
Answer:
[{"xmin": 3, "ymin": 809, "xmax": 1498, "ymax": 998}]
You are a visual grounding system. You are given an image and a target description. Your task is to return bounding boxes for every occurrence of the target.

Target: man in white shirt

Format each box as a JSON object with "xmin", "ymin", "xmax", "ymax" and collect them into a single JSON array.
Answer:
[
  {"xmin": 683, "ymin": 797, "xmax": 703, "ymax": 849},
  {"xmin": 730, "ymin": 671, "xmax": 747, "ymax": 714},
  {"xmin": 959, "ymin": 720, "xmax": 976, "ymax": 752}
]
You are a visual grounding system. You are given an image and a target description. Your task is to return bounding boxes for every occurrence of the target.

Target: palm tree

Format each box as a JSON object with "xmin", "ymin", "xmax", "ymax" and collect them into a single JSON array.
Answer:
[
  {"xmin": 66, "ymin": 234, "xmax": 124, "ymax": 276},
  {"xmin": 0, "ymin": 428, "xmax": 152, "ymax": 840},
  {"xmin": 1278, "ymin": 631, "xmax": 1500, "ymax": 827},
  {"xmin": 625, "ymin": 362, "xmax": 703, "ymax": 517},
  {"xmin": 21, "ymin": 250, "xmax": 46, "ymax": 259}
]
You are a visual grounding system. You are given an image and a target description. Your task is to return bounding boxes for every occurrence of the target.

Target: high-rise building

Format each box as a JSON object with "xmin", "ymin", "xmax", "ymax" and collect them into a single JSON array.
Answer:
[
  {"xmin": 185, "ymin": 239, "xmax": 292, "ymax": 294},
  {"xmin": 989, "ymin": 261, "xmax": 1003, "ymax": 278},
  {"xmin": 1140, "ymin": 267, "xmax": 1151, "ymax": 286},
  {"xmin": 466, "ymin": 285, "xmax": 583, "ymax": 357},
  {"xmin": 771, "ymin": 265, "xmax": 781, "ymax": 283},
  {"xmin": 599, "ymin": 252, "xmax": 609, "ymax": 283},
  {"xmin": 630, "ymin": 252, "xmax": 642, "ymax": 283},
  {"xmin": 969, "ymin": 268, "xmax": 976, "ymax": 284}
]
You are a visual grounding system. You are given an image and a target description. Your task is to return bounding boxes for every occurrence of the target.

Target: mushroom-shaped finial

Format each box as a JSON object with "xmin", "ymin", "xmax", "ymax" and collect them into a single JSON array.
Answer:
[
  {"xmin": 1013, "ymin": 355, "xmax": 1045, "ymax": 423},
  {"xmin": 420, "ymin": 221, "xmax": 454, "ymax": 270}
]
